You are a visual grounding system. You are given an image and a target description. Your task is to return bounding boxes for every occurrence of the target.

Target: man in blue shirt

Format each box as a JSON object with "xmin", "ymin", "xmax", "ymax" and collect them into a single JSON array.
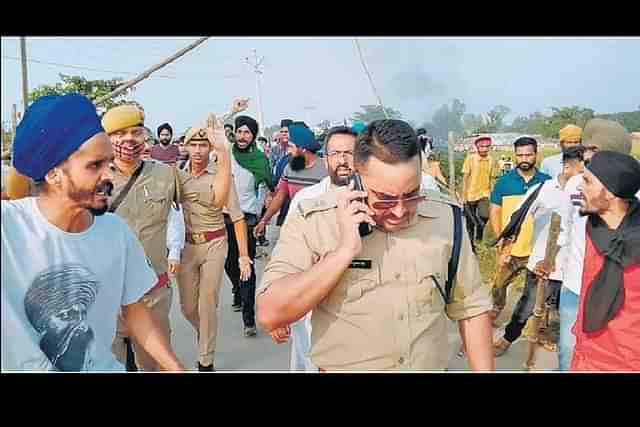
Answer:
[{"xmin": 488, "ymin": 137, "xmax": 550, "ymax": 326}]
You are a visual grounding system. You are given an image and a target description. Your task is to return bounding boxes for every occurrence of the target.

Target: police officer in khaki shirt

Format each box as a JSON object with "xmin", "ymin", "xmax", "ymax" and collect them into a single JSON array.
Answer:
[
  {"xmin": 102, "ymin": 104, "xmax": 183, "ymax": 371},
  {"xmin": 177, "ymin": 114, "xmax": 251, "ymax": 371},
  {"xmin": 258, "ymin": 119, "xmax": 495, "ymax": 371}
]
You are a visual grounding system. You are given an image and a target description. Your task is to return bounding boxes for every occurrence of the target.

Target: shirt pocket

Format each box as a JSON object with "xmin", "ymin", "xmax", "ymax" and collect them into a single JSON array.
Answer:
[
  {"xmin": 327, "ymin": 262, "xmax": 381, "ymax": 308},
  {"xmin": 197, "ymin": 190, "xmax": 212, "ymax": 208},
  {"xmin": 415, "ymin": 264, "xmax": 447, "ymax": 315},
  {"xmin": 143, "ymin": 187, "xmax": 168, "ymax": 217}
]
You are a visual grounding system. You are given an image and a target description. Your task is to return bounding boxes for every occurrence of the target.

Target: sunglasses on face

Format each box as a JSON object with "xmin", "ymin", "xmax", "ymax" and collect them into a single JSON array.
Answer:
[{"xmin": 368, "ymin": 188, "xmax": 425, "ymax": 210}]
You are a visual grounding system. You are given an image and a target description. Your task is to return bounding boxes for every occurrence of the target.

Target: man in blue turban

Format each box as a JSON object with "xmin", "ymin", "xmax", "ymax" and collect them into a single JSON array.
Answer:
[
  {"xmin": 254, "ymin": 122, "xmax": 328, "ymax": 237},
  {"xmin": 2, "ymin": 93, "xmax": 184, "ymax": 372}
]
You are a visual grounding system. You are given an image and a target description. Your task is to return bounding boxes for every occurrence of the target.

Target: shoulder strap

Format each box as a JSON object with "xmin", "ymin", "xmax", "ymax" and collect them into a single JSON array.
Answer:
[
  {"xmin": 108, "ymin": 162, "xmax": 145, "ymax": 213},
  {"xmin": 445, "ymin": 204, "xmax": 463, "ymax": 304}
]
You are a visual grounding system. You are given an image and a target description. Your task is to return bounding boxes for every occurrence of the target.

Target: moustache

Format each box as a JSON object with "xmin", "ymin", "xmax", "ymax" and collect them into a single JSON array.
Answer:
[
  {"xmin": 95, "ymin": 180, "xmax": 114, "ymax": 197},
  {"xmin": 517, "ymin": 162, "xmax": 534, "ymax": 170}
]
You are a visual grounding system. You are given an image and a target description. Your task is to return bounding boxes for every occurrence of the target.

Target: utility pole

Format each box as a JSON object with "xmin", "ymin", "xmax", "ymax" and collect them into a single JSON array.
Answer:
[
  {"xmin": 11, "ymin": 104, "xmax": 18, "ymax": 139},
  {"xmin": 448, "ymin": 131, "xmax": 456, "ymax": 197},
  {"xmin": 20, "ymin": 37, "xmax": 29, "ymax": 113},
  {"xmin": 245, "ymin": 49, "xmax": 265, "ymax": 137},
  {"xmin": 95, "ymin": 36, "xmax": 209, "ymax": 106}
]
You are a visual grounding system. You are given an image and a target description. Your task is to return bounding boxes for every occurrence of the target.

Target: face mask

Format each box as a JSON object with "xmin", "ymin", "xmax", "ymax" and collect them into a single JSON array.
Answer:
[{"xmin": 113, "ymin": 140, "xmax": 144, "ymax": 162}]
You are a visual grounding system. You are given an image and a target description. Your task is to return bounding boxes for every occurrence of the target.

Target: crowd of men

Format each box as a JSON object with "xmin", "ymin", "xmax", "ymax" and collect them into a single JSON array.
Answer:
[{"xmin": 1, "ymin": 92, "xmax": 639, "ymax": 372}]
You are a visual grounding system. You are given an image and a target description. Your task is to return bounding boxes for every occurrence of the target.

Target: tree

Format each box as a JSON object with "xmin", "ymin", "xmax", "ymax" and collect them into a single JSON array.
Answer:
[
  {"xmin": 316, "ymin": 119, "xmax": 331, "ymax": 130},
  {"xmin": 28, "ymin": 74, "xmax": 135, "ymax": 113},
  {"xmin": 485, "ymin": 105, "xmax": 511, "ymax": 132},
  {"xmin": 449, "ymin": 99, "xmax": 466, "ymax": 135},
  {"xmin": 351, "ymin": 104, "xmax": 402, "ymax": 123},
  {"xmin": 463, "ymin": 113, "xmax": 485, "ymax": 135},
  {"xmin": 596, "ymin": 110, "xmax": 640, "ymax": 132}
]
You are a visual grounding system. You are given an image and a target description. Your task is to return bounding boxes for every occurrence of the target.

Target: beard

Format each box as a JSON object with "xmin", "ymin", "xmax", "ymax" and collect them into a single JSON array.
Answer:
[
  {"xmin": 41, "ymin": 323, "xmax": 94, "ymax": 372},
  {"xmin": 517, "ymin": 162, "xmax": 534, "ymax": 171},
  {"xmin": 329, "ymin": 166, "xmax": 352, "ymax": 186},
  {"xmin": 235, "ymin": 139, "xmax": 253, "ymax": 151},
  {"xmin": 579, "ymin": 189, "xmax": 609, "ymax": 216},
  {"xmin": 67, "ymin": 177, "xmax": 113, "ymax": 217},
  {"xmin": 159, "ymin": 138, "xmax": 171, "ymax": 146},
  {"xmin": 290, "ymin": 154, "xmax": 306, "ymax": 171}
]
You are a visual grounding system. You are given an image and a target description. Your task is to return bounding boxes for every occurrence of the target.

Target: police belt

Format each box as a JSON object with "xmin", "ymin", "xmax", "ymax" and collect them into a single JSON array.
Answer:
[{"xmin": 186, "ymin": 228, "xmax": 226, "ymax": 245}]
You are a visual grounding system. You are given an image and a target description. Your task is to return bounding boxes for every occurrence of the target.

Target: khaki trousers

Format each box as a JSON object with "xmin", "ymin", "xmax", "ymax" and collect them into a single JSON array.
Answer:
[
  {"xmin": 176, "ymin": 236, "xmax": 228, "ymax": 366},
  {"xmin": 112, "ymin": 283, "xmax": 173, "ymax": 371}
]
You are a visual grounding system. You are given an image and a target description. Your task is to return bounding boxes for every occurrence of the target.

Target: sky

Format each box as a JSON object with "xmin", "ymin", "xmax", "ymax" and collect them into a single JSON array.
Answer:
[{"xmin": 2, "ymin": 36, "xmax": 639, "ymax": 137}]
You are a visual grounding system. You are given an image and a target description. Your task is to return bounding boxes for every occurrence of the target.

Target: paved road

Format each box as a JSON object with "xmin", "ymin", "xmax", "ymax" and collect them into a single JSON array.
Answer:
[{"xmin": 167, "ymin": 228, "xmax": 558, "ymax": 372}]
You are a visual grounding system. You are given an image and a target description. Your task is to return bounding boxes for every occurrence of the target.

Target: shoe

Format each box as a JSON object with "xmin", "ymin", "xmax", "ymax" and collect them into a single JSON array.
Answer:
[
  {"xmin": 243, "ymin": 326, "xmax": 257, "ymax": 337},
  {"xmin": 258, "ymin": 237, "xmax": 270, "ymax": 247},
  {"xmin": 493, "ymin": 337, "xmax": 511, "ymax": 358},
  {"xmin": 456, "ymin": 344, "xmax": 466, "ymax": 358},
  {"xmin": 232, "ymin": 303, "xmax": 242, "ymax": 312},
  {"xmin": 198, "ymin": 362, "xmax": 215, "ymax": 372}
]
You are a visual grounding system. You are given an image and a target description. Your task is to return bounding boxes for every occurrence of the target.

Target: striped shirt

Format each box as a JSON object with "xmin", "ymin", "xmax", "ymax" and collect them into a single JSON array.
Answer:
[{"xmin": 277, "ymin": 160, "xmax": 328, "ymax": 200}]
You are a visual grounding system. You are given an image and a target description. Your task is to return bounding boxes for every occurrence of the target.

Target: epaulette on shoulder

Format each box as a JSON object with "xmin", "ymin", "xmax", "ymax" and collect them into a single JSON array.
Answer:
[
  {"xmin": 422, "ymin": 189, "xmax": 462, "ymax": 208},
  {"xmin": 418, "ymin": 189, "xmax": 461, "ymax": 218},
  {"xmin": 297, "ymin": 192, "xmax": 338, "ymax": 218}
]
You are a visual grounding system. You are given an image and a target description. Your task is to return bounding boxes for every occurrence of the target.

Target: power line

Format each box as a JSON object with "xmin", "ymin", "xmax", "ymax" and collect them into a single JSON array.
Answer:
[
  {"xmin": 1, "ymin": 55, "xmax": 245, "ymax": 81},
  {"xmin": 353, "ymin": 38, "xmax": 390, "ymax": 119},
  {"xmin": 1, "ymin": 55, "xmax": 177, "ymax": 79}
]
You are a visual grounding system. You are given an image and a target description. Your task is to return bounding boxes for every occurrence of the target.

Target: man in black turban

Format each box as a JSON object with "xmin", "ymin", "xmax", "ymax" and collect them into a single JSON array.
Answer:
[{"xmin": 570, "ymin": 150, "xmax": 640, "ymax": 371}]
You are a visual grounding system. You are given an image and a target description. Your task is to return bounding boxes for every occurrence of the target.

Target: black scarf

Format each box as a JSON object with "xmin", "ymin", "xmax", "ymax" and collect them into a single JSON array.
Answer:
[
  {"xmin": 583, "ymin": 199, "xmax": 640, "ymax": 332},
  {"xmin": 490, "ymin": 182, "xmax": 545, "ymax": 247}
]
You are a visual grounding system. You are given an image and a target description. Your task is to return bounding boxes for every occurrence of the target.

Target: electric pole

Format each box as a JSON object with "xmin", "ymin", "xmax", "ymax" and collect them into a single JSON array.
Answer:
[
  {"xmin": 20, "ymin": 37, "xmax": 29, "ymax": 113},
  {"xmin": 245, "ymin": 49, "xmax": 266, "ymax": 137}
]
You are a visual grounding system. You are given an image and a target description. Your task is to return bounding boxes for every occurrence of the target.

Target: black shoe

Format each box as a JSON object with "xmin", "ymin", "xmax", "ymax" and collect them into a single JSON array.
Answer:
[
  {"xmin": 258, "ymin": 236, "xmax": 270, "ymax": 247},
  {"xmin": 243, "ymin": 326, "xmax": 257, "ymax": 337},
  {"xmin": 232, "ymin": 303, "xmax": 242, "ymax": 312},
  {"xmin": 198, "ymin": 362, "xmax": 215, "ymax": 372}
]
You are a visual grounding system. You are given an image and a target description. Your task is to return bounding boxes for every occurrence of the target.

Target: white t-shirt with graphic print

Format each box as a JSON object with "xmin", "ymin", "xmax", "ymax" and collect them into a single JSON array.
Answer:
[{"xmin": 1, "ymin": 197, "xmax": 157, "ymax": 371}]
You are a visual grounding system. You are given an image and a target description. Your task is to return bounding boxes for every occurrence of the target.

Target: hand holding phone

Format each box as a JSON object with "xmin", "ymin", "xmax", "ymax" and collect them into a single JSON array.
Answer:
[{"xmin": 348, "ymin": 172, "xmax": 373, "ymax": 237}]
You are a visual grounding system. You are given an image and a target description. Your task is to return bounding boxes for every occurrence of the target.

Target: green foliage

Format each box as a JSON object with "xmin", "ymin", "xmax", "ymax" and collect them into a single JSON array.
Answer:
[
  {"xmin": 508, "ymin": 106, "xmax": 596, "ymax": 138},
  {"xmin": 463, "ymin": 113, "xmax": 485, "ymax": 135},
  {"xmin": 1, "ymin": 122, "xmax": 12, "ymax": 145},
  {"xmin": 596, "ymin": 110, "xmax": 640, "ymax": 132},
  {"xmin": 485, "ymin": 105, "xmax": 511, "ymax": 132},
  {"xmin": 351, "ymin": 104, "xmax": 402, "ymax": 123},
  {"xmin": 420, "ymin": 98, "xmax": 466, "ymax": 143},
  {"xmin": 28, "ymin": 74, "xmax": 134, "ymax": 112}
]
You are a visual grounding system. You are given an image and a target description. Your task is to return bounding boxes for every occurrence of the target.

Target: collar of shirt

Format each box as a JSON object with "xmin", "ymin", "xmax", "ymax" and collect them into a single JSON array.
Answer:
[{"xmin": 186, "ymin": 162, "xmax": 216, "ymax": 179}]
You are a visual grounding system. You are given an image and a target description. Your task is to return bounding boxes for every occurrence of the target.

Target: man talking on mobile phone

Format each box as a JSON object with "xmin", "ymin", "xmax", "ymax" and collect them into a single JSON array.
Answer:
[{"xmin": 256, "ymin": 120, "xmax": 494, "ymax": 371}]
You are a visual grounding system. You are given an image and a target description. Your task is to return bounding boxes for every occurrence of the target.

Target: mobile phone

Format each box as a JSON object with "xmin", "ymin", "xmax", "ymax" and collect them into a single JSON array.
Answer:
[{"xmin": 349, "ymin": 172, "xmax": 373, "ymax": 237}]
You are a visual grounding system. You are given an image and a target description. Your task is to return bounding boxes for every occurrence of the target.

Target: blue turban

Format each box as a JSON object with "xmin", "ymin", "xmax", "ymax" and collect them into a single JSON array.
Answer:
[
  {"xmin": 13, "ymin": 93, "xmax": 105, "ymax": 181},
  {"xmin": 288, "ymin": 123, "xmax": 321, "ymax": 152},
  {"xmin": 351, "ymin": 121, "xmax": 367, "ymax": 134}
]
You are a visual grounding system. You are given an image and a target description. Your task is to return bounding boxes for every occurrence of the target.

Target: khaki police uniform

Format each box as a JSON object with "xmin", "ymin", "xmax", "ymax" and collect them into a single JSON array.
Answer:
[
  {"xmin": 109, "ymin": 159, "xmax": 181, "ymax": 371},
  {"xmin": 259, "ymin": 188, "xmax": 492, "ymax": 371},
  {"xmin": 176, "ymin": 160, "xmax": 244, "ymax": 367}
]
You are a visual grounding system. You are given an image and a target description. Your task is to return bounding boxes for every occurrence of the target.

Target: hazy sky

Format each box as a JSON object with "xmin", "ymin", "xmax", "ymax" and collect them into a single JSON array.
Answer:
[{"xmin": 2, "ymin": 36, "xmax": 639, "ymax": 136}]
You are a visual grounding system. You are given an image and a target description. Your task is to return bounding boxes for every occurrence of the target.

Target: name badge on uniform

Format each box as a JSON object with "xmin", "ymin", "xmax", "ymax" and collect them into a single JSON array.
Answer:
[{"xmin": 349, "ymin": 259, "xmax": 372, "ymax": 269}]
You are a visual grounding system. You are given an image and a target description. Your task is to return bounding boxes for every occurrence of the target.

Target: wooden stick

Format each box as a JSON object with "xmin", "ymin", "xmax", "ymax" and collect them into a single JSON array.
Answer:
[{"xmin": 94, "ymin": 37, "xmax": 210, "ymax": 106}]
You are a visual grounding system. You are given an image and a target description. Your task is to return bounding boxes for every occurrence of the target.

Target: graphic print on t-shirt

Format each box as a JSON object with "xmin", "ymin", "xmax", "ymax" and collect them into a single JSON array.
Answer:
[{"xmin": 23, "ymin": 264, "xmax": 100, "ymax": 371}]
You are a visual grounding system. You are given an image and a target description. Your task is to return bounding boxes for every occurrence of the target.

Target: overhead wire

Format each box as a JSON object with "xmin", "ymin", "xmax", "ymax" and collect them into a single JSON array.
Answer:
[{"xmin": 353, "ymin": 38, "xmax": 390, "ymax": 119}]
